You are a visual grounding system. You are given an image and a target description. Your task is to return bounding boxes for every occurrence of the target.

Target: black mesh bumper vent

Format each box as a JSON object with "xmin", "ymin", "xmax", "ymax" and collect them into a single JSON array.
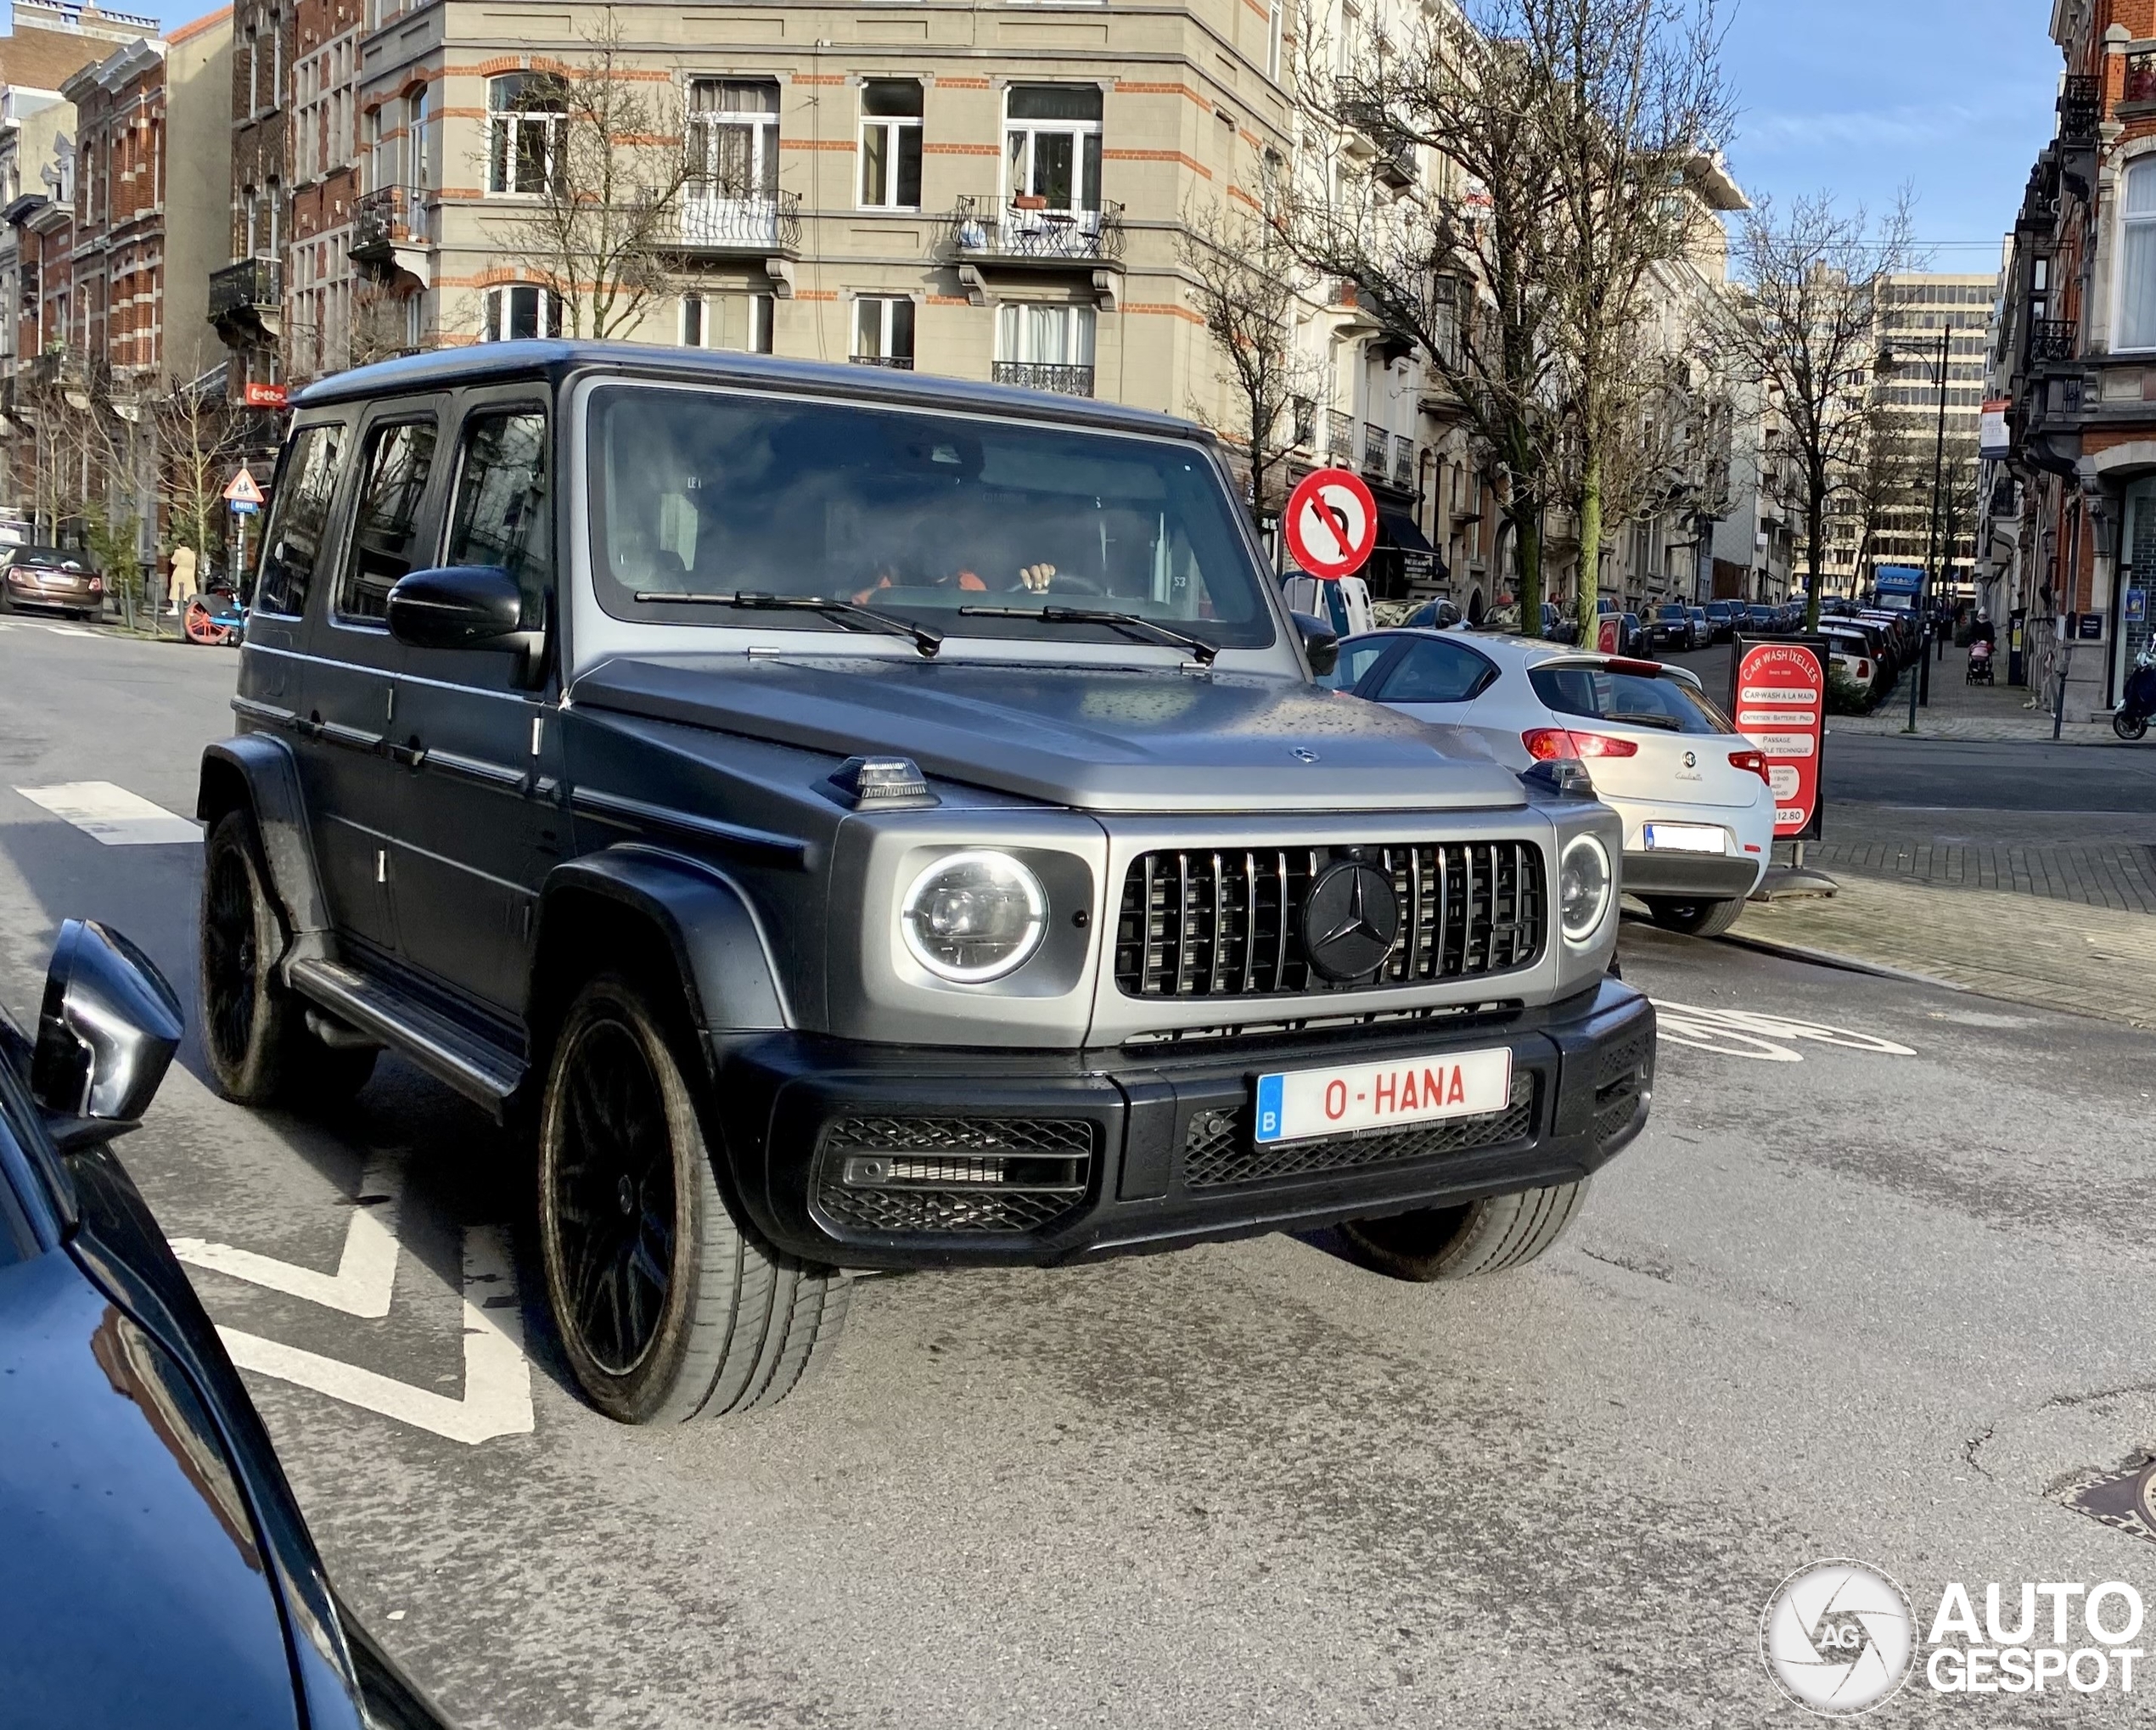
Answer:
[
  {"xmin": 1113, "ymin": 841, "xmax": 1545, "ymax": 999},
  {"xmin": 1592, "ymin": 1031, "xmax": 1654, "ymax": 1148},
  {"xmin": 814, "ymin": 1116, "xmax": 1094, "ymax": 1235},
  {"xmin": 1181, "ymin": 1072, "xmax": 1537, "ymax": 1189}
]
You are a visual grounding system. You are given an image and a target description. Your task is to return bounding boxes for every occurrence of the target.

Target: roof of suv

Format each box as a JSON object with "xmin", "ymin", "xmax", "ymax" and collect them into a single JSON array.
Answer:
[{"xmin": 289, "ymin": 341, "xmax": 1210, "ymax": 444}]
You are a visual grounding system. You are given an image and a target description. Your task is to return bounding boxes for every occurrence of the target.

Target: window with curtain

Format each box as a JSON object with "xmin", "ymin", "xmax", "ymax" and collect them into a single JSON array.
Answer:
[
  {"xmin": 1004, "ymin": 86, "xmax": 1102, "ymax": 214},
  {"xmin": 995, "ymin": 302, "xmax": 1096, "ymax": 367},
  {"xmin": 2122, "ymin": 159, "xmax": 2156, "ymax": 350},
  {"xmin": 688, "ymin": 80, "xmax": 780, "ymax": 198}
]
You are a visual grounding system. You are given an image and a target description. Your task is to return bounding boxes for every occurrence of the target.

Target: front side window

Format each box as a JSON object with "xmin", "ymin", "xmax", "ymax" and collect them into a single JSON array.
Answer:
[
  {"xmin": 587, "ymin": 385, "xmax": 1273, "ymax": 653},
  {"xmin": 1004, "ymin": 85, "xmax": 1102, "ymax": 215},
  {"xmin": 446, "ymin": 410, "xmax": 550, "ymax": 625},
  {"xmin": 255, "ymin": 421, "xmax": 343, "ymax": 617},
  {"xmin": 852, "ymin": 295, "xmax": 915, "ymax": 366},
  {"xmin": 486, "ymin": 73, "xmax": 566, "ymax": 196},
  {"xmin": 688, "ymin": 80, "xmax": 779, "ymax": 198},
  {"xmin": 859, "ymin": 80, "xmax": 923, "ymax": 210},
  {"xmin": 483, "ymin": 284, "xmax": 562, "ymax": 342},
  {"xmin": 338, "ymin": 419, "xmax": 437, "ymax": 621}
]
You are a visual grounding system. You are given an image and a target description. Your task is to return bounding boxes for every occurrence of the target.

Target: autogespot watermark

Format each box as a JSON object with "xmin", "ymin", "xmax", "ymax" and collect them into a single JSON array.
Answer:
[{"xmin": 1762, "ymin": 1561, "xmax": 2148, "ymax": 1716}]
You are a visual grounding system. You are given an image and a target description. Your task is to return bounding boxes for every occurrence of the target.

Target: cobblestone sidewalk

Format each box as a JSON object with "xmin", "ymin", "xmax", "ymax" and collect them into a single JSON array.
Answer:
[
  {"xmin": 1828, "ymin": 711, "xmax": 2117, "ymax": 744},
  {"xmin": 1721, "ymin": 873, "xmax": 2156, "ymax": 1029},
  {"xmin": 1807, "ymin": 804, "xmax": 2156, "ymax": 914}
]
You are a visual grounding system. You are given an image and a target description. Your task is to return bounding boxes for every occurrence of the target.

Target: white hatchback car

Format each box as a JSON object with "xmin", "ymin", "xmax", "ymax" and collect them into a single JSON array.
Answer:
[{"xmin": 1328, "ymin": 629, "xmax": 1773, "ymax": 934}]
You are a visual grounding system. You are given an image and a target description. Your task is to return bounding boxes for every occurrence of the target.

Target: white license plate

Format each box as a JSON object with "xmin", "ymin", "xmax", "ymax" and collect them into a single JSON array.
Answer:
[
  {"xmin": 1642, "ymin": 823, "xmax": 1726, "ymax": 854},
  {"xmin": 1254, "ymin": 1047, "xmax": 1514, "ymax": 1145}
]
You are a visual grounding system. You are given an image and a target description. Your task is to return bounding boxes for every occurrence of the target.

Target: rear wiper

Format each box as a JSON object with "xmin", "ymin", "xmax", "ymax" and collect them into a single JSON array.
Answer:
[
  {"xmin": 632, "ymin": 589, "xmax": 940, "ymax": 658},
  {"xmin": 1603, "ymin": 711, "xmax": 1685, "ymax": 731},
  {"xmin": 957, "ymin": 604, "xmax": 1218, "ymax": 666}
]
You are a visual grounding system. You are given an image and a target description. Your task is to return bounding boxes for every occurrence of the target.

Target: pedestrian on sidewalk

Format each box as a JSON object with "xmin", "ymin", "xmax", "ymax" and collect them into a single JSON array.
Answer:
[{"xmin": 167, "ymin": 542, "xmax": 197, "ymax": 616}]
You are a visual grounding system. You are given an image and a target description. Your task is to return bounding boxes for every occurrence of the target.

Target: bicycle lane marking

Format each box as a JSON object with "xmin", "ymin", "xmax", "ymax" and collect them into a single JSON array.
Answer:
[{"xmin": 1650, "ymin": 999, "xmax": 1918, "ymax": 1064}]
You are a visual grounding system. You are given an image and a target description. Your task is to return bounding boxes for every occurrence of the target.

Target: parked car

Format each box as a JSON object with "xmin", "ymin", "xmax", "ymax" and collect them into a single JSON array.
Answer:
[
  {"xmin": 1743, "ymin": 604, "xmax": 1780, "ymax": 637},
  {"xmin": 1468, "ymin": 598, "xmax": 1575, "ymax": 643},
  {"xmin": 198, "ymin": 342, "xmax": 1656, "ymax": 1423},
  {"xmin": 1648, "ymin": 604, "xmax": 1697, "ymax": 654},
  {"xmin": 1335, "ymin": 630, "xmax": 1773, "ymax": 935},
  {"xmin": 1818, "ymin": 623, "xmax": 1889, "ymax": 705},
  {"xmin": 1400, "ymin": 595, "xmax": 1463, "ymax": 631},
  {"xmin": 1703, "ymin": 600, "xmax": 1739, "ymax": 643},
  {"xmin": 1686, "ymin": 605, "xmax": 1710, "ymax": 647},
  {"xmin": 0, "ymin": 544, "xmax": 103, "ymax": 620},
  {"xmin": 1617, "ymin": 610, "xmax": 1648, "ymax": 658},
  {"xmin": 0, "ymin": 921, "xmax": 452, "ymax": 1729}
]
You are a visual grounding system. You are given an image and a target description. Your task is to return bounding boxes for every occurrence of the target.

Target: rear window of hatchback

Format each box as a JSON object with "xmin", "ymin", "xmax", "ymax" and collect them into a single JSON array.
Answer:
[{"xmin": 1529, "ymin": 663, "xmax": 1734, "ymax": 735}]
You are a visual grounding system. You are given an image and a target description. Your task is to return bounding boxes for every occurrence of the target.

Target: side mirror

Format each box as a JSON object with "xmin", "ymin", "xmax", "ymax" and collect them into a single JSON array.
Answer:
[
  {"xmin": 32, "ymin": 920, "xmax": 183, "ymax": 1148},
  {"xmin": 386, "ymin": 564, "xmax": 546, "ymax": 685},
  {"xmin": 1290, "ymin": 609, "xmax": 1340, "ymax": 679}
]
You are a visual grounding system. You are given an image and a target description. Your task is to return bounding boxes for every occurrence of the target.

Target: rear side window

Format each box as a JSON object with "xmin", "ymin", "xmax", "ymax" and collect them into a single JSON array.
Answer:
[
  {"xmin": 1373, "ymin": 638, "xmax": 1495, "ymax": 703},
  {"xmin": 338, "ymin": 420, "xmax": 438, "ymax": 622},
  {"xmin": 445, "ymin": 409, "xmax": 551, "ymax": 627},
  {"xmin": 255, "ymin": 423, "xmax": 343, "ymax": 618},
  {"xmin": 1530, "ymin": 665, "xmax": 1732, "ymax": 734}
]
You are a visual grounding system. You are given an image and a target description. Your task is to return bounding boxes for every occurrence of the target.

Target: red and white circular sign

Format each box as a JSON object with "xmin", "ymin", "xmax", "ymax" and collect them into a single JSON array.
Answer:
[{"xmin": 1283, "ymin": 467, "xmax": 1378, "ymax": 581}]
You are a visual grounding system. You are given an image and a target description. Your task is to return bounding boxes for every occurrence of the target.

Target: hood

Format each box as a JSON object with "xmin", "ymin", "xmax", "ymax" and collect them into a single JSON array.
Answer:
[{"xmin": 571, "ymin": 654, "xmax": 1527, "ymax": 814}]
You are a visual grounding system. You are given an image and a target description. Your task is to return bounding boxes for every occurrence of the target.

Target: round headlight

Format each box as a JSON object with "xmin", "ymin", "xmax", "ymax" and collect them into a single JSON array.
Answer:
[
  {"xmin": 901, "ymin": 851, "xmax": 1047, "ymax": 983},
  {"xmin": 1559, "ymin": 834, "xmax": 1612, "ymax": 945}
]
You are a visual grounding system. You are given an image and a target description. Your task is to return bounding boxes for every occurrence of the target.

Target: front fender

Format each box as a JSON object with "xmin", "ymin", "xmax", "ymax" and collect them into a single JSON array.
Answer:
[
  {"xmin": 197, "ymin": 735, "xmax": 332, "ymax": 946},
  {"xmin": 538, "ymin": 846, "xmax": 790, "ymax": 1033}
]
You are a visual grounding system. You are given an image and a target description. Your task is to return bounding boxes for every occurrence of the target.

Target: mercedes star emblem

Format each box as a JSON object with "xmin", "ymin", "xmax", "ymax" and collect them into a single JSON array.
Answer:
[
  {"xmin": 1301, "ymin": 862, "xmax": 1401, "ymax": 982},
  {"xmin": 1292, "ymin": 747, "xmax": 1320, "ymax": 763}
]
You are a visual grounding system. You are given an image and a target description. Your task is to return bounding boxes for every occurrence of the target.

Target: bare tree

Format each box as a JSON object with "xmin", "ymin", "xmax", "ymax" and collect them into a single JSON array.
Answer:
[
  {"xmin": 1828, "ymin": 413, "xmax": 1928, "ymax": 592},
  {"xmin": 153, "ymin": 370, "xmax": 250, "ymax": 576},
  {"xmin": 1536, "ymin": 0, "xmax": 1735, "ymax": 626},
  {"xmin": 480, "ymin": 8, "xmax": 695, "ymax": 340},
  {"xmin": 1713, "ymin": 192, "xmax": 1917, "ymax": 627},
  {"xmin": 1179, "ymin": 194, "xmax": 1324, "ymax": 525},
  {"xmin": 1289, "ymin": 1, "xmax": 1568, "ymax": 625}
]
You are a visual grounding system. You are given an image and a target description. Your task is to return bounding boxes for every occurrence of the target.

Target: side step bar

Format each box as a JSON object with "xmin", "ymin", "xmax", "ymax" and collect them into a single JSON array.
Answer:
[{"xmin": 288, "ymin": 958, "xmax": 525, "ymax": 1111}]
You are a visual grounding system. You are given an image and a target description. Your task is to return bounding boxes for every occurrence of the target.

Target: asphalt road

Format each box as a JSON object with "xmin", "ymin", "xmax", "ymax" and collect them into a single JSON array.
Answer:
[
  {"xmin": 1822, "ymin": 732, "xmax": 2156, "ymax": 813},
  {"xmin": 5, "ymin": 617, "xmax": 2154, "ymax": 1728}
]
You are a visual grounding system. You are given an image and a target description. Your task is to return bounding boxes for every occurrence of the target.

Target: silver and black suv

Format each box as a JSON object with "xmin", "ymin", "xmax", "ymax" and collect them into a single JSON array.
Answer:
[{"xmin": 196, "ymin": 344, "xmax": 1655, "ymax": 1425}]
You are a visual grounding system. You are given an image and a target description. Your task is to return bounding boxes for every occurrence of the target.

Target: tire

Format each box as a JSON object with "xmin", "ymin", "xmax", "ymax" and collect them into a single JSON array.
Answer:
[
  {"xmin": 537, "ymin": 972, "xmax": 850, "ymax": 1424},
  {"xmin": 199, "ymin": 809, "xmax": 381, "ymax": 1107},
  {"xmin": 2115, "ymin": 710, "xmax": 2149, "ymax": 743},
  {"xmin": 1642, "ymin": 895, "xmax": 1745, "ymax": 937},
  {"xmin": 1341, "ymin": 1181, "xmax": 1591, "ymax": 1283}
]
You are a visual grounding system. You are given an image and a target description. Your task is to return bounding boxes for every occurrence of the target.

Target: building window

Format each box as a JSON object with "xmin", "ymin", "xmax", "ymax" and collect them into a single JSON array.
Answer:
[
  {"xmin": 1004, "ymin": 86, "xmax": 1103, "ymax": 216},
  {"xmin": 687, "ymin": 80, "xmax": 779, "ymax": 198},
  {"xmin": 679, "ymin": 290, "xmax": 772, "ymax": 352},
  {"xmin": 2121, "ymin": 165, "xmax": 2156, "ymax": 351},
  {"xmin": 1266, "ymin": 0, "xmax": 1284, "ymax": 82},
  {"xmin": 993, "ymin": 301, "xmax": 1095, "ymax": 394},
  {"xmin": 483, "ymin": 284, "xmax": 562, "ymax": 341},
  {"xmin": 408, "ymin": 84, "xmax": 431, "ymax": 190},
  {"xmin": 852, "ymin": 295, "xmax": 915, "ymax": 367},
  {"xmin": 487, "ymin": 73, "xmax": 567, "ymax": 196},
  {"xmin": 859, "ymin": 81, "xmax": 923, "ymax": 211}
]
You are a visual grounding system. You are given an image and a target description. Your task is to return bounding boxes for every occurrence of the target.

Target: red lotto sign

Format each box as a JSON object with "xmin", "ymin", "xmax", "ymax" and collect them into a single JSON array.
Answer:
[
  {"xmin": 1283, "ymin": 468, "xmax": 1378, "ymax": 581},
  {"xmin": 1732, "ymin": 640, "xmax": 1826, "ymax": 840}
]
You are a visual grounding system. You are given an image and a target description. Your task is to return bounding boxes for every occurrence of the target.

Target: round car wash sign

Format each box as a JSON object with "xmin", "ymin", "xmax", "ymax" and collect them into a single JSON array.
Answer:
[
  {"xmin": 1283, "ymin": 467, "xmax": 1378, "ymax": 581},
  {"xmin": 1733, "ymin": 641, "xmax": 1826, "ymax": 839}
]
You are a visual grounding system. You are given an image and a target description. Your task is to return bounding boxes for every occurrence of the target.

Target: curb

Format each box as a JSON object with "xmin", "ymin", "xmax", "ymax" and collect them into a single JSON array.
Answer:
[{"xmin": 1710, "ymin": 930, "xmax": 1971, "ymax": 993}]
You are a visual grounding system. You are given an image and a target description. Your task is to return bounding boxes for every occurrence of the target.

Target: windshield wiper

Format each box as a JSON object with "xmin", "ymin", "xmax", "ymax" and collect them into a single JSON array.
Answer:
[
  {"xmin": 957, "ymin": 604, "xmax": 1218, "ymax": 666},
  {"xmin": 631, "ymin": 589, "xmax": 940, "ymax": 658},
  {"xmin": 1602, "ymin": 711, "xmax": 1685, "ymax": 731}
]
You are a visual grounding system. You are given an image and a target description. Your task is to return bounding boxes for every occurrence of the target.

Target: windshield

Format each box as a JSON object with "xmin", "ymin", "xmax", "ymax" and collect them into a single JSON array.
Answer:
[
  {"xmin": 1530, "ymin": 663, "xmax": 1732, "ymax": 734},
  {"xmin": 587, "ymin": 385, "xmax": 1274, "ymax": 652},
  {"xmin": 1657, "ymin": 606, "xmax": 1687, "ymax": 621}
]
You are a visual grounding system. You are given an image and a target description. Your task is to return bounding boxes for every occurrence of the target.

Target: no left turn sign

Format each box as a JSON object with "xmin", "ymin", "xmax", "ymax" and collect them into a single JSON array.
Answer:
[{"xmin": 1283, "ymin": 467, "xmax": 1378, "ymax": 581}]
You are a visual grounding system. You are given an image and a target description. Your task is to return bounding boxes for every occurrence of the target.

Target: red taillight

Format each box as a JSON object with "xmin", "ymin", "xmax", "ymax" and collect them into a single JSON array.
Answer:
[
  {"xmin": 1857, "ymin": 659, "xmax": 1872, "ymax": 682},
  {"xmin": 1729, "ymin": 748, "xmax": 1771, "ymax": 785},
  {"xmin": 1523, "ymin": 727, "xmax": 1637, "ymax": 761}
]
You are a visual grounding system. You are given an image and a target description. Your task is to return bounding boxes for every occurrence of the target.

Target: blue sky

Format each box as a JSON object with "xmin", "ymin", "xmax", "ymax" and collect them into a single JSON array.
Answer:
[
  {"xmin": 108, "ymin": 0, "xmax": 2062, "ymax": 265},
  {"xmin": 1719, "ymin": 0, "xmax": 2062, "ymax": 266}
]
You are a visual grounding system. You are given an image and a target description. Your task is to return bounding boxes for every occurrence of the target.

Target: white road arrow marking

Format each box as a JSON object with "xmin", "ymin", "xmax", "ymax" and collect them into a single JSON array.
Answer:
[
  {"xmin": 216, "ymin": 1226, "xmax": 535, "ymax": 1447},
  {"xmin": 171, "ymin": 1161, "xmax": 402, "ymax": 1317}
]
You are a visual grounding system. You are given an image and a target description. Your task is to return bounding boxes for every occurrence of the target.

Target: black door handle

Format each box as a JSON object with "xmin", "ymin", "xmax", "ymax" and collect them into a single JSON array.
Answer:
[{"xmin": 388, "ymin": 736, "xmax": 427, "ymax": 767}]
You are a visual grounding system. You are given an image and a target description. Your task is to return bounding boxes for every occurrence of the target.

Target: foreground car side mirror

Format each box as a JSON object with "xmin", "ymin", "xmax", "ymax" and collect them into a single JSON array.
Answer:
[
  {"xmin": 387, "ymin": 564, "xmax": 547, "ymax": 686},
  {"xmin": 1290, "ymin": 610, "xmax": 1339, "ymax": 678},
  {"xmin": 31, "ymin": 920, "xmax": 183, "ymax": 1149}
]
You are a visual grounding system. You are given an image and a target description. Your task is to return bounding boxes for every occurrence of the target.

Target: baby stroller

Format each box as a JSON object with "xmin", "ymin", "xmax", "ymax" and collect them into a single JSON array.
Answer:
[{"xmin": 1967, "ymin": 638, "xmax": 1995, "ymax": 684}]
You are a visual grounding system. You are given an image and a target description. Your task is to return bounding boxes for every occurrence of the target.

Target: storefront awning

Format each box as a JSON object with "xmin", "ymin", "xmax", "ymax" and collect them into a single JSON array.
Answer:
[{"xmin": 1377, "ymin": 508, "xmax": 1435, "ymax": 555}]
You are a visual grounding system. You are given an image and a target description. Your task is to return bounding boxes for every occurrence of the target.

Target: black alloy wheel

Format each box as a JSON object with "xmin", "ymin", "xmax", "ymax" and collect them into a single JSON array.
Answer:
[
  {"xmin": 201, "ymin": 833, "xmax": 262, "ymax": 1070},
  {"xmin": 547, "ymin": 1014, "xmax": 676, "ymax": 1377}
]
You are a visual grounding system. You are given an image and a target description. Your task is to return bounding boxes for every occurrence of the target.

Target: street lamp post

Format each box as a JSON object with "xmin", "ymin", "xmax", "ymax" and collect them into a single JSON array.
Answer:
[{"xmin": 1878, "ymin": 325, "xmax": 1955, "ymax": 733}]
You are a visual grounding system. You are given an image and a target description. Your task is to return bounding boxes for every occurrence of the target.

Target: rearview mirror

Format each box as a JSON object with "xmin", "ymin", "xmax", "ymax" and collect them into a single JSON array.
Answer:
[
  {"xmin": 32, "ymin": 920, "xmax": 183, "ymax": 1146},
  {"xmin": 1290, "ymin": 609, "xmax": 1339, "ymax": 679}
]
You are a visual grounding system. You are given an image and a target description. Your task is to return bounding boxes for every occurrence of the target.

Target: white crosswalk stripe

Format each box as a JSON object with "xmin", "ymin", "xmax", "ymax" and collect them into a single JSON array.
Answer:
[{"xmin": 14, "ymin": 780, "xmax": 200, "ymax": 845}]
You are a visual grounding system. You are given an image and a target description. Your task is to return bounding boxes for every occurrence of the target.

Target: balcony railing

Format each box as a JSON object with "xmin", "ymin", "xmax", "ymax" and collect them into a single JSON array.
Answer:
[
  {"xmin": 850, "ymin": 354, "xmax": 914, "ymax": 370},
  {"xmin": 208, "ymin": 256, "xmax": 282, "ymax": 321},
  {"xmin": 1326, "ymin": 408, "xmax": 1355, "ymax": 461},
  {"xmin": 1391, "ymin": 431, "xmax": 1414, "ymax": 490},
  {"xmin": 2028, "ymin": 318, "xmax": 2078, "ymax": 363},
  {"xmin": 952, "ymin": 196, "xmax": 1126, "ymax": 265},
  {"xmin": 2059, "ymin": 73, "xmax": 2101, "ymax": 141},
  {"xmin": 351, "ymin": 185, "xmax": 430, "ymax": 260},
  {"xmin": 1360, "ymin": 420, "xmax": 1388, "ymax": 476},
  {"xmin": 672, "ymin": 188, "xmax": 801, "ymax": 252},
  {"xmin": 991, "ymin": 360, "xmax": 1095, "ymax": 397}
]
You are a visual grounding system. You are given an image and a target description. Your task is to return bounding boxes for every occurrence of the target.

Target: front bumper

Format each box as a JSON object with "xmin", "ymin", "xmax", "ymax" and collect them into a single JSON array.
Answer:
[{"xmin": 709, "ymin": 979, "xmax": 1655, "ymax": 1269}]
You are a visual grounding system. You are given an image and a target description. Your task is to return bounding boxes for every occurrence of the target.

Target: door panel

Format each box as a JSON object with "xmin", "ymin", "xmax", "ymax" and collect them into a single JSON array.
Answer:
[{"xmin": 386, "ymin": 396, "xmax": 561, "ymax": 1014}]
